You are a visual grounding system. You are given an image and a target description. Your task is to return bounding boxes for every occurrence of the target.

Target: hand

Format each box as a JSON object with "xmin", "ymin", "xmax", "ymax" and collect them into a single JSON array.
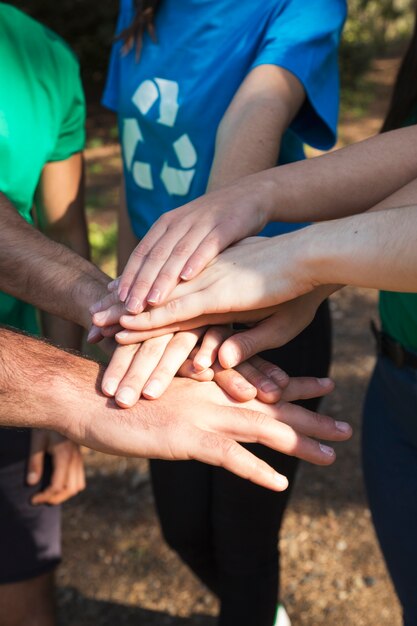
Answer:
[
  {"xmin": 94, "ymin": 235, "xmax": 317, "ymax": 336},
  {"xmin": 110, "ymin": 178, "xmax": 274, "ymax": 314},
  {"xmin": 102, "ymin": 328, "xmax": 213, "ymax": 407},
  {"xmin": 109, "ymin": 287, "xmax": 338, "ymax": 368},
  {"xmin": 27, "ymin": 430, "xmax": 85, "ymax": 505},
  {"xmin": 63, "ymin": 377, "xmax": 351, "ymax": 492},
  {"xmin": 101, "ymin": 324, "xmax": 290, "ymax": 407}
]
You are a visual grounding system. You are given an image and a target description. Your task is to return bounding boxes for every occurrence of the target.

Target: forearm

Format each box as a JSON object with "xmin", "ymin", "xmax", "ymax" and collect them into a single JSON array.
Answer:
[
  {"xmin": 207, "ymin": 65, "xmax": 304, "ymax": 192},
  {"xmin": 249, "ymin": 126, "xmax": 417, "ymax": 223},
  {"xmin": 0, "ymin": 193, "xmax": 109, "ymax": 329},
  {"xmin": 301, "ymin": 205, "xmax": 417, "ymax": 292}
]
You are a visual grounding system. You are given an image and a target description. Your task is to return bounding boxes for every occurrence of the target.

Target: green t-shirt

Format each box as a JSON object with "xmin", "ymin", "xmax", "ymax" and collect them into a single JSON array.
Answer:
[
  {"xmin": 0, "ymin": 3, "xmax": 86, "ymax": 334},
  {"xmin": 379, "ymin": 112, "xmax": 417, "ymax": 352}
]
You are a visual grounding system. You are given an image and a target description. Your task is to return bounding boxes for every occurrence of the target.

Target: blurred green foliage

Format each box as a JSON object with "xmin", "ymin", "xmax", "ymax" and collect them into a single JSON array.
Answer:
[
  {"xmin": 89, "ymin": 221, "xmax": 117, "ymax": 268},
  {"xmin": 8, "ymin": 0, "xmax": 416, "ymax": 97},
  {"xmin": 342, "ymin": 0, "xmax": 415, "ymax": 87}
]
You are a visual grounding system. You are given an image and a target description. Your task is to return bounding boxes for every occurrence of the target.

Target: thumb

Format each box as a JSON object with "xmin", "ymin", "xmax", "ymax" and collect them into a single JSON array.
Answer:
[
  {"xmin": 219, "ymin": 326, "xmax": 272, "ymax": 369},
  {"xmin": 27, "ymin": 432, "xmax": 46, "ymax": 485}
]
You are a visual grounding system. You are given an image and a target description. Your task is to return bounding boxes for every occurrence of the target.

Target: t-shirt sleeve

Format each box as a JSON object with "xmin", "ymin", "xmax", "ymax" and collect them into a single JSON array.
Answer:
[
  {"xmin": 48, "ymin": 59, "xmax": 86, "ymax": 161},
  {"xmin": 102, "ymin": 0, "xmax": 135, "ymax": 112},
  {"xmin": 251, "ymin": 0, "xmax": 347, "ymax": 150}
]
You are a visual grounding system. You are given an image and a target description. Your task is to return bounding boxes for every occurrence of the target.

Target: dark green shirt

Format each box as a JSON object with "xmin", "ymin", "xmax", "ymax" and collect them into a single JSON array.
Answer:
[{"xmin": 0, "ymin": 3, "xmax": 85, "ymax": 334}]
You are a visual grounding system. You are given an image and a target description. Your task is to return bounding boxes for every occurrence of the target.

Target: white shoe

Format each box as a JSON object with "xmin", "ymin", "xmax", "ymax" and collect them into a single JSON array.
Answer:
[{"xmin": 273, "ymin": 603, "xmax": 292, "ymax": 626}]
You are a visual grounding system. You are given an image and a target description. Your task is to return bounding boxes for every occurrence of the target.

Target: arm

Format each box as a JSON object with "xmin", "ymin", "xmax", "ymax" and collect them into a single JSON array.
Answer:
[
  {"xmin": 117, "ymin": 64, "xmax": 305, "ymax": 312},
  {"xmin": 0, "ymin": 326, "xmax": 352, "ymax": 491},
  {"xmin": 113, "ymin": 203, "xmax": 417, "ymax": 334},
  {"xmin": 29, "ymin": 153, "xmax": 90, "ymax": 504},
  {"xmin": 35, "ymin": 153, "xmax": 89, "ymax": 349},
  {"xmin": 0, "ymin": 191, "xmax": 109, "ymax": 330},
  {"xmin": 115, "ymin": 124, "xmax": 417, "ymax": 307}
]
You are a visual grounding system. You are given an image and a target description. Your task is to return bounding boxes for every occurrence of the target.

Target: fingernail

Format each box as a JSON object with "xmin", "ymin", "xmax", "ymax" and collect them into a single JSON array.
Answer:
[
  {"xmin": 318, "ymin": 377, "xmax": 333, "ymax": 387},
  {"xmin": 147, "ymin": 289, "xmax": 160, "ymax": 305},
  {"xmin": 335, "ymin": 421, "xmax": 351, "ymax": 434},
  {"xmin": 102, "ymin": 378, "xmax": 118, "ymax": 396},
  {"xmin": 116, "ymin": 387, "xmax": 137, "ymax": 407},
  {"xmin": 143, "ymin": 380, "xmax": 162, "ymax": 399},
  {"xmin": 27, "ymin": 472, "xmax": 39, "ymax": 485},
  {"xmin": 126, "ymin": 297, "xmax": 142, "ymax": 313},
  {"xmin": 319, "ymin": 444, "xmax": 335, "ymax": 457},
  {"xmin": 275, "ymin": 474, "xmax": 289, "ymax": 489},
  {"xmin": 93, "ymin": 312, "xmax": 106, "ymax": 324},
  {"xmin": 194, "ymin": 356, "xmax": 212, "ymax": 372},
  {"xmin": 87, "ymin": 327, "xmax": 97, "ymax": 342},
  {"xmin": 259, "ymin": 381, "xmax": 279, "ymax": 393},
  {"xmin": 116, "ymin": 331, "xmax": 129, "ymax": 341},
  {"xmin": 108, "ymin": 278, "xmax": 119, "ymax": 291},
  {"xmin": 89, "ymin": 302, "xmax": 100, "ymax": 314},
  {"xmin": 180, "ymin": 267, "xmax": 193, "ymax": 280},
  {"xmin": 119, "ymin": 287, "xmax": 129, "ymax": 302}
]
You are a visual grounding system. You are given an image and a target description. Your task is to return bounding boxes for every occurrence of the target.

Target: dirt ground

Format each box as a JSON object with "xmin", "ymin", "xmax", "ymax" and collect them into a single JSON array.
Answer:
[{"xmin": 56, "ymin": 53, "xmax": 404, "ymax": 626}]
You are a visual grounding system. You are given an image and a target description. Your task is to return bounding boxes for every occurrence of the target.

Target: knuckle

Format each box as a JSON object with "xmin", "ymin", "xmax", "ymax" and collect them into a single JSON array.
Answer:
[
  {"xmin": 132, "ymin": 245, "xmax": 149, "ymax": 261},
  {"xmin": 148, "ymin": 245, "xmax": 168, "ymax": 262},
  {"xmin": 131, "ymin": 279, "xmax": 152, "ymax": 293},
  {"xmin": 172, "ymin": 241, "xmax": 193, "ymax": 257},
  {"xmin": 157, "ymin": 269, "xmax": 176, "ymax": 284}
]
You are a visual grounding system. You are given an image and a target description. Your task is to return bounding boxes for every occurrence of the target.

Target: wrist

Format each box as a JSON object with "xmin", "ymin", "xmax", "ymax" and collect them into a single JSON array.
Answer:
[{"xmin": 71, "ymin": 276, "xmax": 110, "ymax": 330}]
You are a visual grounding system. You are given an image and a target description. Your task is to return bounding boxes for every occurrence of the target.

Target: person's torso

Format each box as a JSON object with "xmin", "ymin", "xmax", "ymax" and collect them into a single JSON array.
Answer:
[
  {"xmin": 0, "ymin": 3, "xmax": 82, "ymax": 332},
  {"xmin": 107, "ymin": 0, "xmax": 341, "ymax": 238}
]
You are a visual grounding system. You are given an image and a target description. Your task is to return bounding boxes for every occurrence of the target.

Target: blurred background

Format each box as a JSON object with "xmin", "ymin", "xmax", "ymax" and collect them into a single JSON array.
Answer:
[{"xmin": 9, "ymin": 1, "xmax": 416, "ymax": 624}]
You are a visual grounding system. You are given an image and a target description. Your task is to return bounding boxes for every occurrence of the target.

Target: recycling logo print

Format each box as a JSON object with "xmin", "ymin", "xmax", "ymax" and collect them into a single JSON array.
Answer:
[{"xmin": 123, "ymin": 78, "xmax": 197, "ymax": 196}]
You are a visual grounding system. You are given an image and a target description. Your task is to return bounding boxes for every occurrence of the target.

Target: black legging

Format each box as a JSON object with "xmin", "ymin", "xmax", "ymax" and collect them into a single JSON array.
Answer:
[{"xmin": 150, "ymin": 302, "xmax": 332, "ymax": 626}]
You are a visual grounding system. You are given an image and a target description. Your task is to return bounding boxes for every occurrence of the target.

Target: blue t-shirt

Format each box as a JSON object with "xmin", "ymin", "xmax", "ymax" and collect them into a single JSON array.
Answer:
[{"xmin": 103, "ymin": 0, "xmax": 346, "ymax": 238}]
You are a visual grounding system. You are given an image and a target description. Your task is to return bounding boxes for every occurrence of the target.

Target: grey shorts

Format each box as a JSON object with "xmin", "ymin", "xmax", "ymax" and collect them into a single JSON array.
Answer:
[{"xmin": 0, "ymin": 428, "xmax": 61, "ymax": 584}]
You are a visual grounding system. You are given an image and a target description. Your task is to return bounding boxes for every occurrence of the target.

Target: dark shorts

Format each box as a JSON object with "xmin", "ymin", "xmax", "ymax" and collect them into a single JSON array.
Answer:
[{"xmin": 0, "ymin": 428, "xmax": 61, "ymax": 584}]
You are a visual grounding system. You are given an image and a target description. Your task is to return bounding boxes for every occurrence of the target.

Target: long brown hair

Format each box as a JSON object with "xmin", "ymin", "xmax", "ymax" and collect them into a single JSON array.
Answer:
[
  {"xmin": 382, "ymin": 4, "xmax": 417, "ymax": 132},
  {"xmin": 119, "ymin": 0, "xmax": 162, "ymax": 58}
]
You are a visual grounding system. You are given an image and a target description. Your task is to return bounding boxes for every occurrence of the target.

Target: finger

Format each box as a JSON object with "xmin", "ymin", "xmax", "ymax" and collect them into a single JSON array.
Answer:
[
  {"xmin": 219, "ymin": 323, "xmax": 278, "ymax": 368},
  {"xmin": 280, "ymin": 377, "xmax": 335, "ymax": 403},
  {"xmin": 193, "ymin": 326, "xmax": 232, "ymax": 372},
  {"xmin": 247, "ymin": 355, "xmax": 290, "ymax": 389},
  {"xmin": 32, "ymin": 444, "xmax": 72, "ymax": 505},
  {"xmin": 115, "ymin": 334, "xmax": 173, "ymax": 407},
  {"xmin": 100, "ymin": 323, "xmax": 123, "ymax": 338},
  {"xmin": 147, "ymin": 224, "xmax": 223, "ymax": 303},
  {"xmin": 208, "ymin": 405, "xmax": 339, "ymax": 466},
  {"xmin": 141, "ymin": 329, "xmax": 205, "ymax": 399},
  {"xmin": 124, "ymin": 228, "xmax": 193, "ymax": 313},
  {"xmin": 93, "ymin": 302, "xmax": 129, "ymax": 327},
  {"xmin": 118, "ymin": 219, "xmax": 172, "ymax": 302},
  {"xmin": 233, "ymin": 359, "xmax": 282, "ymax": 404},
  {"xmin": 65, "ymin": 449, "xmax": 85, "ymax": 499},
  {"xmin": 212, "ymin": 363, "xmax": 258, "ymax": 402},
  {"xmin": 27, "ymin": 431, "xmax": 47, "ymax": 486},
  {"xmin": 118, "ymin": 292, "xmax": 211, "ymax": 334},
  {"xmin": 178, "ymin": 359, "xmax": 214, "ymax": 381},
  {"xmin": 186, "ymin": 429, "xmax": 289, "ymax": 491},
  {"xmin": 272, "ymin": 401, "xmax": 352, "ymax": 442},
  {"xmin": 107, "ymin": 277, "xmax": 120, "ymax": 292},
  {"xmin": 87, "ymin": 324, "xmax": 104, "ymax": 344},
  {"xmin": 102, "ymin": 343, "xmax": 142, "ymax": 396},
  {"xmin": 89, "ymin": 290, "xmax": 121, "ymax": 315},
  {"xmin": 179, "ymin": 223, "xmax": 237, "ymax": 281},
  {"xmin": 114, "ymin": 316, "xmax": 229, "ymax": 343}
]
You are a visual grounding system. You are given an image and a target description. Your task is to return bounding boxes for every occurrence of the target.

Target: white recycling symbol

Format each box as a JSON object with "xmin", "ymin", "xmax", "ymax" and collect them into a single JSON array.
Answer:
[{"xmin": 123, "ymin": 78, "xmax": 197, "ymax": 196}]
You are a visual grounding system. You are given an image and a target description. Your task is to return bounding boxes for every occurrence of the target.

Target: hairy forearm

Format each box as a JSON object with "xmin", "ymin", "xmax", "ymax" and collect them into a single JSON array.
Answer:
[
  {"xmin": 249, "ymin": 126, "xmax": 417, "ymax": 223},
  {"xmin": 0, "ymin": 193, "xmax": 109, "ymax": 329},
  {"xmin": 301, "ymin": 205, "xmax": 417, "ymax": 292}
]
